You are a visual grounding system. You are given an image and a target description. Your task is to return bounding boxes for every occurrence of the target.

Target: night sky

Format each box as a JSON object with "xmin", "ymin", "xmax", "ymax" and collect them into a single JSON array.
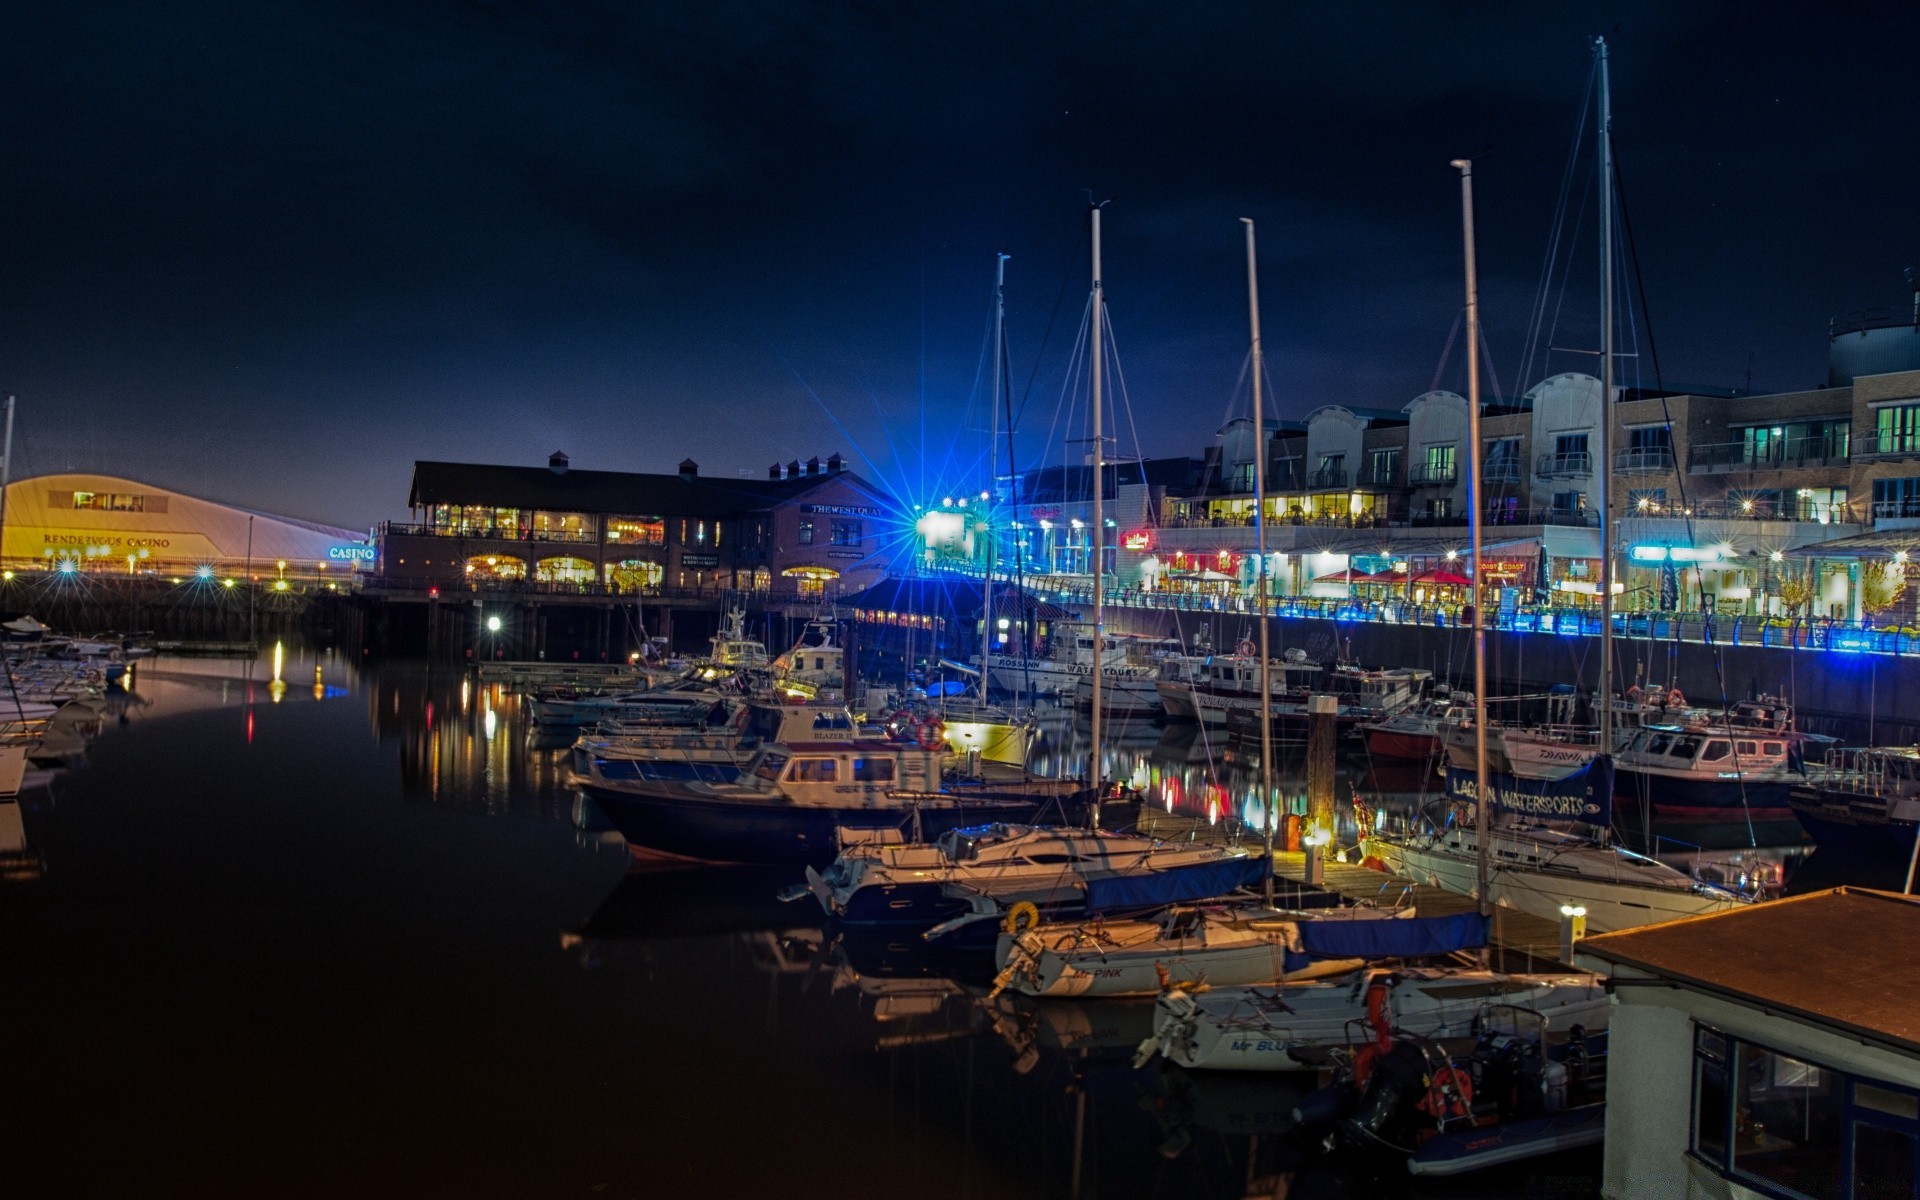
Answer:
[{"xmin": 4, "ymin": 2, "xmax": 1916, "ymax": 530}]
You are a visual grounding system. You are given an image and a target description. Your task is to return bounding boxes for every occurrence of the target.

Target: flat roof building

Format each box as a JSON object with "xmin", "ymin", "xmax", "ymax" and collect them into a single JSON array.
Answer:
[
  {"xmin": 3, "ymin": 473, "xmax": 368, "ymax": 579},
  {"xmin": 1575, "ymin": 888, "xmax": 1920, "ymax": 1200}
]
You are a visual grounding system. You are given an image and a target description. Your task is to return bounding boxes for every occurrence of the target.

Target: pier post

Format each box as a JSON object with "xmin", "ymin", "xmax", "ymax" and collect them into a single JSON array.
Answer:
[{"xmin": 1304, "ymin": 693, "xmax": 1337, "ymax": 886}]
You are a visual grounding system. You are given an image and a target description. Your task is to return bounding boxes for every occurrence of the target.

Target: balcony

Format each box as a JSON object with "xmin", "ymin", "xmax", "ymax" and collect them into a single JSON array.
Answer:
[
  {"xmin": 1624, "ymin": 498, "xmax": 1863, "ymax": 523},
  {"xmin": 1483, "ymin": 459, "xmax": 1525, "ymax": 485},
  {"xmin": 1688, "ymin": 437, "xmax": 1851, "ymax": 471},
  {"xmin": 1853, "ymin": 433, "xmax": 1920, "ymax": 461},
  {"xmin": 1355, "ymin": 465, "xmax": 1403, "ymax": 488},
  {"xmin": 1406, "ymin": 462, "xmax": 1459, "ymax": 487},
  {"xmin": 1536, "ymin": 452, "xmax": 1593, "ymax": 479},
  {"xmin": 1614, "ymin": 447, "xmax": 1676, "ymax": 473},
  {"xmin": 379, "ymin": 521, "xmax": 600, "ymax": 545},
  {"xmin": 1307, "ymin": 466, "xmax": 1350, "ymax": 490}
]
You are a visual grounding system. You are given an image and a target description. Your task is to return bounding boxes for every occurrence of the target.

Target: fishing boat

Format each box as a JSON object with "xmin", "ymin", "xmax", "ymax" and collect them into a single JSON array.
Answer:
[
  {"xmin": 1138, "ymin": 962, "xmax": 1606, "ymax": 1073},
  {"xmin": 802, "ymin": 823, "xmax": 1268, "ymax": 929},
  {"xmin": 1363, "ymin": 692, "xmax": 1472, "ymax": 762},
  {"xmin": 984, "ymin": 623, "xmax": 1160, "ymax": 708},
  {"xmin": 576, "ymin": 736, "xmax": 1092, "ymax": 866},
  {"xmin": 1222, "ymin": 662, "xmax": 1433, "ymax": 742},
  {"xmin": 1790, "ymin": 747, "xmax": 1920, "ymax": 880},
  {"xmin": 990, "ymin": 900, "xmax": 1422, "ymax": 999},
  {"xmin": 1612, "ymin": 721, "xmax": 1804, "ymax": 817}
]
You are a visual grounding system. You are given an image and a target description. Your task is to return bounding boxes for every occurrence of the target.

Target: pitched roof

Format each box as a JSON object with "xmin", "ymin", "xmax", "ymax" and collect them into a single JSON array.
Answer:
[
  {"xmin": 838, "ymin": 575, "xmax": 1075, "ymax": 622},
  {"xmin": 407, "ymin": 461, "xmax": 886, "ymax": 517},
  {"xmin": 1575, "ymin": 887, "xmax": 1920, "ymax": 1055}
]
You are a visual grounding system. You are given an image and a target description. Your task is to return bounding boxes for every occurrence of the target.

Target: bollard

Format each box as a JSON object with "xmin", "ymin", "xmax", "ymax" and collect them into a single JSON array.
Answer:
[
  {"xmin": 1304, "ymin": 694, "xmax": 1337, "ymax": 886},
  {"xmin": 1559, "ymin": 905, "xmax": 1588, "ymax": 963}
]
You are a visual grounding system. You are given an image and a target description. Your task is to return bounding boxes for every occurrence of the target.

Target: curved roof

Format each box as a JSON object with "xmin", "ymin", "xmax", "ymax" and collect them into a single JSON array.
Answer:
[{"xmin": 4, "ymin": 473, "xmax": 365, "ymax": 567}]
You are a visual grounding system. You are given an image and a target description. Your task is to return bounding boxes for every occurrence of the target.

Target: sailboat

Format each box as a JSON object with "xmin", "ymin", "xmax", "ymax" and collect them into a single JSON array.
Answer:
[{"xmin": 1360, "ymin": 44, "xmax": 1754, "ymax": 934}]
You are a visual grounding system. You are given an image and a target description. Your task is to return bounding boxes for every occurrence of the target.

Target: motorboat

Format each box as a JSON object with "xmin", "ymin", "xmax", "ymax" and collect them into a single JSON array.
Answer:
[
  {"xmin": 990, "ymin": 900, "xmax": 1428, "ymax": 999},
  {"xmin": 1790, "ymin": 747, "xmax": 1920, "ymax": 874},
  {"xmin": 984, "ymin": 623, "xmax": 1160, "ymax": 709},
  {"xmin": 1362, "ymin": 692, "xmax": 1471, "ymax": 762},
  {"xmin": 575, "ymin": 737, "xmax": 1094, "ymax": 866},
  {"xmin": 1139, "ymin": 965, "xmax": 1606, "ymax": 1072},
  {"xmin": 1613, "ymin": 722, "xmax": 1803, "ymax": 817},
  {"xmin": 802, "ymin": 823, "xmax": 1269, "ymax": 929}
]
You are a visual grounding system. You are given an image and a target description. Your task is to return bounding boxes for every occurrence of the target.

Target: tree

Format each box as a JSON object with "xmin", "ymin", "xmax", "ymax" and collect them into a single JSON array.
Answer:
[
  {"xmin": 1775, "ymin": 565, "xmax": 1814, "ymax": 620},
  {"xmin": 1861, "ymin": 560, "xmax": 1907, "ymax": 624}
]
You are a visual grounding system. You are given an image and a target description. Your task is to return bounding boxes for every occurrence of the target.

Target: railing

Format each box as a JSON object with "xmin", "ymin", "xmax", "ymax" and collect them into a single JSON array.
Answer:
[
  {"xmin": 1535, "ymin": 452, "xmax": 1593, "ymax": 478},
  {"xmin": 1407, "ymin": 462, "xmax": 1458, "ymax": 486},
  {"xmin": 1687, "ymin": 437, "xmax": 1850, "ymax": 471},
  {"xmin": 1614, "ymin": 447, "xmax": 1676, "ymax": 473},
  {"xmin": 362, "ymin": 575, "xmax": 833, "ymax": 605},
  {"xmin": 1854, "ymin": 432, "xmax": 1920, "ymax": 460},
  {"xmin": 1355, "ymin": 466, "xmax": 1403, "ymax": 488},
  {"xmin": 1625, "ymin": 498, "xmax": 1863, "ymax": 523},
  {"xmin": 1307, "ymin": 467, "xmax": 1350, "ymax": 490},
  {"xmin": 1483, "ymin": 460, "xmax": 1525, "ymax": 484},
  {"xmin": 378, "ymin": 521, "xmax": 601, "ymax": 545},
  {"xmin": 1407, "ymin": 507, "xmax": 1600, "ymax": 529}
]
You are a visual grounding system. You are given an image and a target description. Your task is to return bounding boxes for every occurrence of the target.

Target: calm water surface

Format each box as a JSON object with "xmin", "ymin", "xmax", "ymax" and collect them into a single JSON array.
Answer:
[{"xmin": 8, "ymin": 649, "xmax": 1833, "ymax": 1197}]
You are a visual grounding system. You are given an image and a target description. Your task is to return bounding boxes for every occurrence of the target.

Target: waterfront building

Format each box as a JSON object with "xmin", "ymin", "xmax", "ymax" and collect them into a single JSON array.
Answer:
[
  {"xmin": 1575, "ymin": 888, "xmax": 1920, "ymax": 1200},
  {"xmin": 1, "ymin": 472, "xmax": 369, "ymax": 581},
  {"xmin": 939, "ymin": 309, "xmax": 1920, "ymax": 623},
  {"xmin": 381, "ymin": 451, "xmax": 895, "ymax": 597}
]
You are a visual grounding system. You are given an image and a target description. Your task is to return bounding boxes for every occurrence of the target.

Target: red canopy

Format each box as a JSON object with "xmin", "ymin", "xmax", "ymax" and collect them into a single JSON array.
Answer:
[
  {"xmin": 1412, "ymin": 568, "xmax": 1474, "ymax": 587},
  {"xmin": 1314, "ymin": 568, "xmax": 1395, "ymax": 584}
]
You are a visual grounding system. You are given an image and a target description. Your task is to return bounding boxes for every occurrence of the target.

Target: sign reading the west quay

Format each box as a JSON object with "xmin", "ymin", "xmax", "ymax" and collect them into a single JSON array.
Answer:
[{"xmin": 800, "ymin": 503, "xmax": 883, "ymax": 517}]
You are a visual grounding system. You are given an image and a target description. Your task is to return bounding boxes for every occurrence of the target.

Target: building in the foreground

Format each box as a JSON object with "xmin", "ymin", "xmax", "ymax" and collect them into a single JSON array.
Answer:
[
  {"xmin": 2, "ymin": 472, "xmax": 370, "ymax": 580},
  {"xmin": 382, "ymin": 452, "xmax": 898, "ymax": 597},
  {"xmin": 1574, "ymin": 888, "xmax": 1920, "ymax": 1200}
]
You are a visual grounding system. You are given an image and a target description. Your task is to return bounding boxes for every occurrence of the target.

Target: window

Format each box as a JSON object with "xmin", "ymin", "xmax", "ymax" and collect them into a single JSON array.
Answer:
[
  {"xmin": 606, "ymin": 516, "xmax": 665, "ymax": 545},
  {"xmin": 829, "ymin": 520, "xmax": 861, "ymax": 546},
  {"xmin": 1485, "ymin": 438, "xmax": 1521, "ymax": 480},
  {"xmin": 1878, "ymin": 404, "xmax": 1920, "ymax": 454},
  {"xmin": 1629, "ymin": 425, "xmax": 1673, "ymax": 451},
  {"xmin": 786, "ymin": 758, "xmax": 837, "ymax": 783},
  {"xmin": 798, "ymin": 519, "xmax": 815, "ymax": 545},
  {"xmin": 72, "ymin": 491, "xmax": 147, "ymax": 512},
  {"xmin": 1423, "ymin": 444, "xmax": 1456, "ymax": 483},
  {"xmin": 1671, "ymin": 736, "xmax": 1702, "ymax": 758},
  {"xmin": 1369, "ymin": 447, "xmax": 1401, "ymax": 483},
  {"xmin": 1702, "ymin": 740, "xmax": 1732, "ymax": 762},
  {"xmin": 753, "ymin": 752, "xmax": 789, "ymax": 783},
  {"xmin": 1552, "ymin": 490, "xmax": 1586, "ymax": 514},
  {"xmin": 1874, "ymin": 478, "xmax": 1920, "ymax": 520},
  {"xmin": 850, "ymin": 757, "xmax": 894, "ymax": 782},
  {"xmin": 1692, "ymin": 1026, "xmax": 1920, "ymax": 1200}
]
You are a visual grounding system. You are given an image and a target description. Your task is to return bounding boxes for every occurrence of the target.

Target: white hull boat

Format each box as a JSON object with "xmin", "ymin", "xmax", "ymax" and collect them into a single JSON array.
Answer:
[{"xmin": 1141, "ymin": 968, "xmax": 1607, "ymax": 1072}]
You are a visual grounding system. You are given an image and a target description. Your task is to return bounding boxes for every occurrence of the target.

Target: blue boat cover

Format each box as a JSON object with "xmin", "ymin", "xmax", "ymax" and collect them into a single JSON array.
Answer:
[
  {"xmin": 1284, "ymin": 912, "xmax": 1489, "ymax": 971},
  {"xmin": 1446, "ymin": 754, "xmax": 1613, "ymax": 825},
  {"xmin": 1084, "ymin": 856, "xmax": 1272, "ymax": 914}
]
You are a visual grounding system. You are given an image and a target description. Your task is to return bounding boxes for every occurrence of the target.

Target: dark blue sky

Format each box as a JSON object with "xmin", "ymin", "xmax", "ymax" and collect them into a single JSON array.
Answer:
[{"xmin": 3, "ymin": 2, "xmax": 1915, "ymax": 528}]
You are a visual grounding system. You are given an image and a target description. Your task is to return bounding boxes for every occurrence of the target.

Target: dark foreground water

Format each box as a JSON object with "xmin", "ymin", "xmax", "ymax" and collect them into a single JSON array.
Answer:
[{"xmin": 6, "ymin": 649, "xmax": 1843, "ymax": 1198}]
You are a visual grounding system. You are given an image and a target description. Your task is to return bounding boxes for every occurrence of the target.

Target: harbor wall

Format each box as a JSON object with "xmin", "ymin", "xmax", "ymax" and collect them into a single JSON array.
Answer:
[{"xmin": 1103, "ymin": 606, "xmax": 1920, "ymax": 746}]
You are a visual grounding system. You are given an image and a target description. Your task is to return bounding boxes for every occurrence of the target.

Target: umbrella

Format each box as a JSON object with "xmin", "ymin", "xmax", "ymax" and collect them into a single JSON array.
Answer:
[{"xmin": 1412, "ymin": 568, "xmax": 1474, "ymax": 587}]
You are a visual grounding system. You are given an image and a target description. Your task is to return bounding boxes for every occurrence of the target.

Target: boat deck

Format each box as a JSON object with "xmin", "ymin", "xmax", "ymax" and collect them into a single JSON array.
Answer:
[{"xmin": 1129, "ymin": 806, "xmax": 1569, "ymax": 969}]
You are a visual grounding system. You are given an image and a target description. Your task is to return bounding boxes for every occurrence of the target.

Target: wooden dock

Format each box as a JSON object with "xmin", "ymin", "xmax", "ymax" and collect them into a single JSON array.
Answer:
[{"xmin": 1133, "ymin": 806, "xmax": 1571, "ymax": 970}]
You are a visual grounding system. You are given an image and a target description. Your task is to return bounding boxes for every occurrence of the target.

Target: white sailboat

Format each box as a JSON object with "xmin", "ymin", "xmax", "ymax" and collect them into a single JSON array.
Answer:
[{"xmin": 1362, "ymin": 45, "xmax": 1756, "ymax": 934}]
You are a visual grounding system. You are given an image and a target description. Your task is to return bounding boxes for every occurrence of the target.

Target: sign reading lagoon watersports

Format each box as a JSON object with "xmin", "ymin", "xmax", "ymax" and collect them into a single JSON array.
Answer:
[{"xmin": 1445, "ymin": 755, "xmax": 1613, "ymax": 825}]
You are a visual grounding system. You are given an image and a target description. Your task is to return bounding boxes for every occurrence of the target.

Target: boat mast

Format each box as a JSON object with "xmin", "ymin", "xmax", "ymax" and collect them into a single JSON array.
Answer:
[
  {"xmin": 1243, "ymin": 219, "xmax": 1275, "ymax": 904},
  {"xmin": 1597, "ymin": 36, "xmax": 1615, "ymax": 757},
  {"xmin": 1453, "ymin": 160, "xmax": 1491, "ymax": 931},
  {"xmin": 986, "ymin": 252, "xmax": 1007, "ymax": 713},
  {"xmin": 1088, "ymin": 202, "xmax": 1107, "ymax": 829}
]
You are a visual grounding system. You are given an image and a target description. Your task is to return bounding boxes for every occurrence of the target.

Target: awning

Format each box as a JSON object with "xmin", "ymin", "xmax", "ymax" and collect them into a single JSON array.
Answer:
[
  {"xmin": 1412, "ymin": 568, "xmax": 1474, "ymax": 586},
  {"xmin": 1544, "ymin": 526, "xmax": 1602, "ymax": 560},
  {"xmin": 1786, "ymin": 529, "xmax": 1920, "ymax": 560}
]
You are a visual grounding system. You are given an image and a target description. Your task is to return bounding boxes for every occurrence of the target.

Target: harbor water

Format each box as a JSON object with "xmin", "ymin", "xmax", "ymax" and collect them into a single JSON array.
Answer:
[{"xmin": 5, "ymin": 649, "xmax": 1859, "ymax": 1198}]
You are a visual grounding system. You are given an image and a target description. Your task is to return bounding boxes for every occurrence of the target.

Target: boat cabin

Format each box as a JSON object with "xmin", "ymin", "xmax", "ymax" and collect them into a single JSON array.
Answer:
[
  {"xmin": 747, "ymin": 741, "xmax": 942, "ymax": 806},
  {"xmin": 1619, "ymin": 726, "xmax": 1793, "ymax": 775}
]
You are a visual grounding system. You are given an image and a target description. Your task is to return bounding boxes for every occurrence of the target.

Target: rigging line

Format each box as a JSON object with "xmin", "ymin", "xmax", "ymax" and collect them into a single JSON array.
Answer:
[
  {"xmin": 1519, "ymin": 58, "xmax": 1598, "ymax": 388},
  {"xmin": 1429, "ymin": 308, "xmax": 1464, "ymax": 395},
  {"xmin": 1614, "ymin": 134, "xmax": 1757, "ymax": 848},
  {"xmin": 1099, "ymin": 309, "xmax": 1149, "ymax": 470},
  {"xmin": 1543, "ymin": 157, "xmax": 1598, "ymax": 380},
  {"xmin": 1013, "ymin": 214, "xmax": 1091, "ymax": 434}
]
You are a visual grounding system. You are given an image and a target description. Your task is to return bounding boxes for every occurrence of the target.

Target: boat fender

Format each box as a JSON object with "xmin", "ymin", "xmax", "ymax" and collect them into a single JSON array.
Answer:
[{"xmin": 1001, "ymin": 901, "xmax": 1041, "ymax": 935}]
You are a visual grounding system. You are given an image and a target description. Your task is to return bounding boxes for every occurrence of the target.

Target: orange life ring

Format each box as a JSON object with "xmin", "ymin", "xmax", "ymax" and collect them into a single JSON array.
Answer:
[
  {"xmin": 1236, "ymin": 639, "xmax": 1256, "ymax": 657},
  {"xmin": 916, "ymin": 717, "xmax": 944, "ymax": 749},
  {"xmin": 1419, "ymin": 1063, "xmax": 1474, "ymax": 1122},
  {"xmin": 732, "ymin": 706, "xmax": 751, "ymax": 731},
  {"xmin": 1666, "ymin": 687, "xmax": 1686, "ymax": 708}
]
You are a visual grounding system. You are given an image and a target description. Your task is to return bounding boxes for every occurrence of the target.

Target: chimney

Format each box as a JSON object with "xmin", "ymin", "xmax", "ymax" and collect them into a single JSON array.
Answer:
[
  {"xmin": 806, "ymin": 455, "xmax": 821, "ymax": 476},
  {"xmin": 548, "ymin": 450, "xmax": 569, "ymax": 475},
  {"xmin": 827, "ymin": 452, "xmax": 844, "ymax": 474},
  {"xmin": 769, "ymin": 463, "xmax": 783, "ymax": 480},
  {"xmin": 787, "ymin": 459, "xmax": 801, "ymax": 479},
  {"xmin": 678, "ymin": 458, "xmax": 698, "ymax": 482}
]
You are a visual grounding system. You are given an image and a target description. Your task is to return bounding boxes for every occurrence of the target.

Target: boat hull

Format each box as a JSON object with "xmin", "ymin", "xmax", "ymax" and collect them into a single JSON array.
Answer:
[
  {"xmin": 1364, "ymin": 727, "xmax": 1438, "ymax": 762},
  {"xmin": 1365, "ymin": 835, "xmax": 1746, "ymax": 934},
  {"xmin": 1616, "ymin": 768, "xmax": 1795, "ymax": 817},
  {"xmin": 581, "ymin": 783, "xmax": 1089, "ymax": 867},
  {"xmin": 1789, "ymin": 790, "xmax": 1919, "ymax": 867},
  {"xmin": 1406, "ymin": 1105, "xmax": 1606, "ymax": 1176}
]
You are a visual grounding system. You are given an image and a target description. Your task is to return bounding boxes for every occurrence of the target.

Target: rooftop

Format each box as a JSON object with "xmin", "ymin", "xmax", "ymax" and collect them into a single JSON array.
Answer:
[
  {"xmin": 407, "ymin": 459, "xmax": 884, "ymax": 517},
  {"xmin": 1576, "ymin": 887, "xmax": 1920, "ymax": 1055}
]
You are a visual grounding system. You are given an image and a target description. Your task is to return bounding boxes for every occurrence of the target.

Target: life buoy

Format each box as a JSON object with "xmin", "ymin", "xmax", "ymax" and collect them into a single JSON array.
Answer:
[
  {"xmin": 732, "ymin": 706, "xmax": 752, "ymax": 731},
  {"xmin": 1625, "ymin": 685, "xmax": 1643, "ymax": 704},
  {"xmin": 1236, "ymin": 639, "xmax": 1256, "ymax": 657},
  {"xmin": 1419, "ymin": 1062, "xmax": 1474, "ymax": 1122},
  {"xmin": 1666, "ymin": 686, "xmax": 1686, "ymax": 709},
  {"xmin": 916, "ymin": 716, "xmax": 945, "ymax": 750},
  {"xmin": 1001, "ymin": 900, "xmax": 1041, "ymax": 934}
]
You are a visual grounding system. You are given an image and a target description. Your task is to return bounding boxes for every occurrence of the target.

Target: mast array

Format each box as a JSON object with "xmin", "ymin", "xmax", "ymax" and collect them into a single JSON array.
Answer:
[
  {"xmin": 1597, "ymin": 36, "xmax": 1615, "ymax": 757},
  {"xmin": 1452, "ymin": 160, "xmax": 1490, "ymax": 929},
  {"xmin": 1242, "ymin": 219, "xmax": 1276, "ymax": 904},
  {"xmin": 1087, "ymin": 204, "xmax": 1107, "ymax": 829}
]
